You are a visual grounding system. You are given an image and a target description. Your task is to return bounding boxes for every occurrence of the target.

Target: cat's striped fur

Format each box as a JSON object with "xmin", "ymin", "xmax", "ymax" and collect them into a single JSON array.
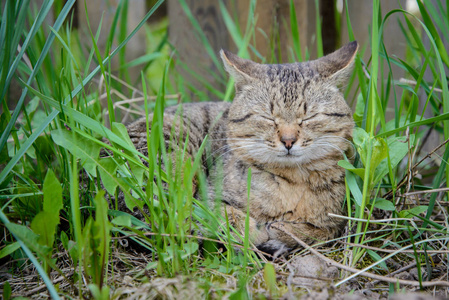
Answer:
[{"xmin": 126, "ymin": 41, "xmax": 358, "ymax": 254}]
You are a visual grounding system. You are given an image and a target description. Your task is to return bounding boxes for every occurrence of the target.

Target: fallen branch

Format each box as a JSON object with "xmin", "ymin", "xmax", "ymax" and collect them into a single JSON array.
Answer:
[
  {"xmin": 399, "ymin": 78, "xmax": 443, "ymax": 93},
  {"xmin": 401, "ymin": 186, "xmax": 449, "ymax": 197},
  {"xmin": 271, "ymin": 224, "xmax": 449, "ymax": 288}
]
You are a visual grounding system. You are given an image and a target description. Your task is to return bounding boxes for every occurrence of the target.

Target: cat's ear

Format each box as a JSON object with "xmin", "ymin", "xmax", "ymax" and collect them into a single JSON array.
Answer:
[
  {"xmin": 220, "ymin": 49, "xmax": 259, "ymax": 88},
  {"xmin": 314, "ymin": 41, "xmax": 359, "ymax": 87}
]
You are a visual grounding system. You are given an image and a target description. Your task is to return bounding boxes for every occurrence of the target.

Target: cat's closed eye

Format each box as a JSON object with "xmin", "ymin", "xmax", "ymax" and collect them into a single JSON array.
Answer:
[
  {"xmin": 302, "ymin": 113, "xmax": 319, "ymax": 122},
  {"xmin": 259, "ymin": 116, "xmax": 275, "ymax": 123}
]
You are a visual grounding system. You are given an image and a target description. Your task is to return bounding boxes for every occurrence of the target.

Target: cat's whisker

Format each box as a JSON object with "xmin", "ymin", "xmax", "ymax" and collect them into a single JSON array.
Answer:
[
  {"xmin": 208, "ymin": 128, "xmax": 248, "ymax": 134},
  {"xmin": 209, "ymin": 138, "xmax": 264, "ymax": 142},
  {"xmin": 314, "ymin": 135, "xmax": 356, "ymax": 156},
  {"xmin": 312, "ymin": 142, "xmax": 346, "ymax": 156},
  {"xmin": 209, "ymin": 140, "xmax": 261, "ymax": 156},
  {"xmin": 317, "ymin": 135, "xmax": 353, "ymax": 143},
  {"xmin": 209, "ymin": 143, "xmax": 266, "ymax": 163}
]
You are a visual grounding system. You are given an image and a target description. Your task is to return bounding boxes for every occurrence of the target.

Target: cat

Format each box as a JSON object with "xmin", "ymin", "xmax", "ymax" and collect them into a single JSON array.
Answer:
[{"xmin": 126, "ymin": 41, "xmax": 358, "ymax": 255}]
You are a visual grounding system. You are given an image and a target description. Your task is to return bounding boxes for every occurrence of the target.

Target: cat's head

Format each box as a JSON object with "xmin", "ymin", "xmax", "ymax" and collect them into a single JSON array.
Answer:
[{"xmin": 220, "ymin": 42, "xmax": 358, "ymax": 168}]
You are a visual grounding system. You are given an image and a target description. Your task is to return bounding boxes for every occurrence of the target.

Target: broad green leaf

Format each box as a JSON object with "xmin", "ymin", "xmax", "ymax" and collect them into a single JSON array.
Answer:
[
  {"xmin": 353, "ymin": 127, "xmax": 370, "ymax": 167},
  {"xmin": 43, "ymin": 169, "xmax": 63, "ymax": 215},
  {"xmin": 111, "ymin": 215, "xmax": 132, "ymax": 227},
  {"xmin": 0, "ymin": 242, "xmax": 20, "ymax": 259},
  {"xmin": 123, "ymin": 187, "xmax": 144, "ymax": 212},
  {"xmin": 399, "ymin": 206, "xmax": 428, "ymax": 218},
  {"xmin": 109, "ymin": 210, "xmax": 150, "ymax": 229},
  {"xmin": 6, "ymin": 223, "xmax": 51, "ymax": 256},
  {"xmin": 88, "ymin": 284, "xmax": 110, "ymax": 300},
  {"xmin": 93, "ymin": 191, "xmax": 111, "ymax": 256},
  {"xmin": 353, "ymin": 127, "xmax": 369, "ymax": 149},
  {"xmin": 24, "ymin": 97, "xmax": 40, "ymax": 119},
  {"xmin": 263, "ymin": 263, "xmax": 277, "ymax": 296},
  {"xmin": 354, "ymin": 127, "xmax": 388, "ymax": 185},
  {"xmin": 373, "ymin": 199, "xmax": 396, "ymax": 211},
  {"xmin": 52, "ymin": 129, "xmax": 101, "ymax": 176},
  {"xmin": 68, "ymin": 240, "xmax": 79, "ymax": 264},
  {"xmin": 52, "ymin": 129, "xmax": 135, "ymax": 203},
  {"xmin": 97, "ymin": 157, "xmax": 119, "ymax": 195},
  {"xmin": 369, "ymin": 137, "xmax": 388, "ymax": 179},
  {"xmin": 60, "ymin": 231, "xmax": 69, "ymax": 250},
  {"xmin": 338, "ymin": 160, "xmax": 365, "ymax": 179},
  {"xmin": 31, "ymin": 169, "xmax": 63, "ymax": 249},
  {"xmin": 183, "ymin": 241, "xmax": 199, "ymax": 256},
  {"xmin": 31, "ymin": 211, "xmax": 59, "ymax": 248},
  {"xmin": 374, "ymin": 135, "xmax": 415, "ymax": 184}
]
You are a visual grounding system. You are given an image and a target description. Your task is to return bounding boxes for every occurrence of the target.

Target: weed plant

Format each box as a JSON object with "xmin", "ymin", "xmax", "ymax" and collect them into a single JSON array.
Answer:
[{"xmin": 1, "ymin": 0, "xmax": 449, "ymax": 298}]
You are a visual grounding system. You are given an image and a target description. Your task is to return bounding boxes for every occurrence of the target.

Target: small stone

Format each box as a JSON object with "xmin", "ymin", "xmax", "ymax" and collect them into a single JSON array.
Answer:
[{"xmin": 290, "ymin": 255, "xmax": 339, "ymax": 287}]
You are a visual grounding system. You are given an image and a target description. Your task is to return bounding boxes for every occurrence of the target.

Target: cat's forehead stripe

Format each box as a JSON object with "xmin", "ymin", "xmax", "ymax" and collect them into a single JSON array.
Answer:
[
  {"xmin": 265, "ymin": 64, "xmax": 317, "ymax": 107},
  {"xmin": 266, "ymin": 64, "xmax": 306, "ymax": 82}
]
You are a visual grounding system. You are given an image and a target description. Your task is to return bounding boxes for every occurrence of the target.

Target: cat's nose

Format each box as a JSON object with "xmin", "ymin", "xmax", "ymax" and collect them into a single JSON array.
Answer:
[{"xmin": 281, "ymin": 137, "xmax": 297, "ymax": 150}]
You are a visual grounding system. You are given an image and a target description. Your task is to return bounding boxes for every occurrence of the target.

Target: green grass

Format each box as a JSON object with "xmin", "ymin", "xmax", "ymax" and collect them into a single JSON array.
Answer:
[{"xmin": 1, "ymin": 0, "xmax": 449, "ymax": 298}]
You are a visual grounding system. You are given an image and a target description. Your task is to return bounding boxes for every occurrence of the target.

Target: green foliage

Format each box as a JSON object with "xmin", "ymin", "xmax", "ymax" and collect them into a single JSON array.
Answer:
[
  {"xmin": 83, "ymin": 191, "xmax": 111, "ymax": 292},
  {"xmin": 30, "ymin": 169, "xmax": 63, "ymax": 273},
  {"xmin": 2, "ymin": 281, "xmax": 11, "ymax": 300},
  {"xmin": 263, "ymin": 263, "xmax": 278, "ymax": 297}
]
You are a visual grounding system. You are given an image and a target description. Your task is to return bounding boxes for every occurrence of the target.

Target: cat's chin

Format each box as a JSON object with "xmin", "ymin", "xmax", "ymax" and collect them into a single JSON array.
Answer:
[
  {"xmin": 261, "ymin": 154, "xmax": 313, "ymax": 168},
  {"xmin": 257, "ymin": 147, "xmax": 336, "ymax": 168}
]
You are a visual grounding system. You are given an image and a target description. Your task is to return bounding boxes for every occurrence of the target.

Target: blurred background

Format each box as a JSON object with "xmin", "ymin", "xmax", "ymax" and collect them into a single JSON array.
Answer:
[
  {"xmin": 4, "ymin": 0, "xmax": 440, "ymax": 149},
  {"xmin": 5, "ymin": 0, "xmax": 423, "ymax": 99}
]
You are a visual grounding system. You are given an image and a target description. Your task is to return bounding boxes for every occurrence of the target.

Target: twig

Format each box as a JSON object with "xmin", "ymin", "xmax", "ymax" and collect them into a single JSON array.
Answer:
[
  {"xmin": 338, "ymin": 240, "xmax": 449, "ymax": 254},
  {"xmin": 271, "ymin": 224, "xmax": 449, "ymax": 288},
  {"xmin": 384, "ymin": 137, "xmax": 449, "ymax": 199},
  {"xmin": 401, "ymin": 187, "xmax": 449, "ymax": 197},
  {"xmin": 413, "ymin": 138, "xmax": 449, "ymax": 170}
]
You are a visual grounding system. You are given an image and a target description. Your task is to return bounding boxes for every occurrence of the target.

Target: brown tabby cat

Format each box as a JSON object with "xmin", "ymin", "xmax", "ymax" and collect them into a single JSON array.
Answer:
[{"xmin": 126, "ymin": 41, "xmax": 358, "ymax": 254}]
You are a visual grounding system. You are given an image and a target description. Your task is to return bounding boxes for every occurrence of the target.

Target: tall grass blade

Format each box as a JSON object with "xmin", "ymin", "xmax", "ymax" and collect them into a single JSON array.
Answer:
[
  {"xmin": 0, "ymin": 0, "xmax": 164, "ymax": 185},
  {"xmin": 289, "ymin": 0, "xmax": 302, "ymax": 61},
  {"xmin": 0, "ymin": 0, "xmax": 71, "ymax": 153},
  {"xmin": 314, "ymin": 0, "xmax": 323, "ymax": 57}
]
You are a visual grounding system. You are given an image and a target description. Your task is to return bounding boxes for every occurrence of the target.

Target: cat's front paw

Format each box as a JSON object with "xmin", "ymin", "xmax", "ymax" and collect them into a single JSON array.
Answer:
[{"xmin": 256, "ymin": 239, "xmax": 290, "ymax": 258}]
